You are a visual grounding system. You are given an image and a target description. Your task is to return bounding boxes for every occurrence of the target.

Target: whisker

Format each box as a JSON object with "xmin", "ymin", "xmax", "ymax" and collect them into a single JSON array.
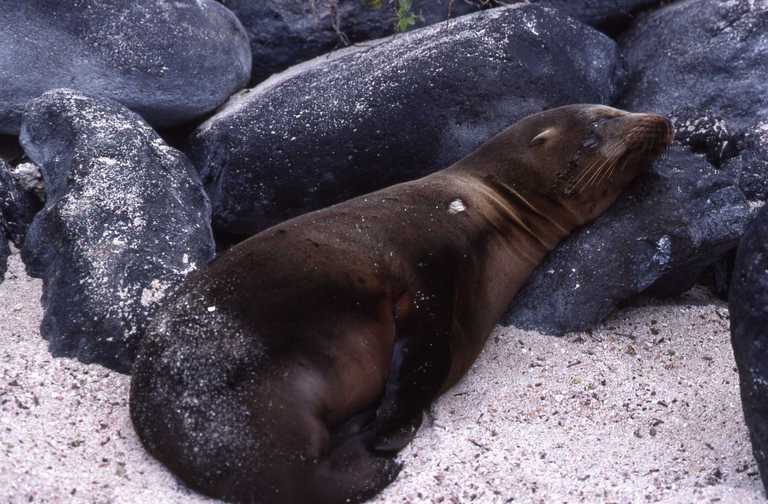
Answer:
[
  {"xmin": 574, "ymin": 142, "xmax": 622, "ymax": 189},
  {"xmin": 594, "ymin": 158, "xmax": 619, "ymax": 188},
  {"xmin": 567, "ymin": 158, "xmax": 601, "ymax": 192},
  {"xmin": 583, "ymin": 143, "xmax": 623, "ymax": 189},
  {"xmin": 583, "ymin": 156, "xmax": 611, "ymax": 189}
]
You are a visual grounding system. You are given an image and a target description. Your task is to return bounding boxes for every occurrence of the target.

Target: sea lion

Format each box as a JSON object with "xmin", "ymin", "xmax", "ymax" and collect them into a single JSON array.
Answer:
[{"xmin": 130, "ymin": 104, "xmax": 672, "ymax": 504}]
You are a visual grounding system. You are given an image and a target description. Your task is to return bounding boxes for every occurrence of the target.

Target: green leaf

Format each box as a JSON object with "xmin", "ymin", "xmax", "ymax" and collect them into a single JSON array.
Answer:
[{"xmin": 395, "ymin": 0, "xmax": 419, "ymax": 32}]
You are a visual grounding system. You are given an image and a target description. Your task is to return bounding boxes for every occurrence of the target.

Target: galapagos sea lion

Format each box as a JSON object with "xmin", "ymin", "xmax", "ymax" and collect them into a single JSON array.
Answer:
[{"xmin": 130, "ymin": 104, "xmax": 672, "ymax": 504}]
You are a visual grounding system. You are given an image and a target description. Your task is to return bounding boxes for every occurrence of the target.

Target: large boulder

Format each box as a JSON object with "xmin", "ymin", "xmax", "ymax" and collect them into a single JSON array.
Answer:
[
  {"xmin": 617, "ymin": 0, "xmax": 768, "ymax": 302},
  {"xmin": 219, "ymin": 0, "xmax": 483, "ymax": 83},
  {"xmin": 504, "ymin": 147, "xmax": 749, "ymax": 335},
  {"xmin": 223, "ymin": 1, "xmax": 664, "ymax": 84},
  {"xmin": 20, "ymin": 89, "xmax": 215, "ymax": 373},
  {"xmin": 0, "ymin": 0, "xmax": 251, "ymax": 134},
  {"xmin": 188, "ymin": 5, "xmax": 624, "ymax": 236},
  {"xmin": 619, "ymin": 0, "xmax": 768, "ymax": 166},
  {"xmin": 730, "ymin": 204, "xmax": 768, "ymax": 493}
]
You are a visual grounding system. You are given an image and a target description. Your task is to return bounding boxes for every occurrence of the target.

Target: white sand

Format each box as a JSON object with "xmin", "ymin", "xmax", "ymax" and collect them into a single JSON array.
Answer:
[{"xmin": 0, "ymin": 248, "xmax": 763, "ymax": 503}]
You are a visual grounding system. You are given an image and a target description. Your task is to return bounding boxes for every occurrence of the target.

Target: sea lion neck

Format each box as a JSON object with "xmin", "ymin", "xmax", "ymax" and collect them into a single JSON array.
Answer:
[{"xmin": 443, "ymin": 165, "xmax": 581, "ymax": 251}]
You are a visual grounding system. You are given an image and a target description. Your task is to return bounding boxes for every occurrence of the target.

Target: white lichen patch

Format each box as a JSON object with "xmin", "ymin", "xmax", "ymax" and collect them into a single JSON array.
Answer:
[
  {"xmin": 651, "ymin": 235, "xmax": 673, "ymax": 267},
  {"xmin": 140, "ymin": 279, "xmax": 170, "ymax": 308},
  {"xmin": 10, "ymin": 162, "xmax": 45, "ymax": 199},
  {"xmin": 755, "ymin": 121, "xmax": 768, "ymax": 144}
]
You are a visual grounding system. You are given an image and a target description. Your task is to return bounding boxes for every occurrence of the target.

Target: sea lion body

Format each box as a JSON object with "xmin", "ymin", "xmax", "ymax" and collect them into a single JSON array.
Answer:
[{"xmin": 130, "ymin": 105, "xmax": 672, "ymax": 503}]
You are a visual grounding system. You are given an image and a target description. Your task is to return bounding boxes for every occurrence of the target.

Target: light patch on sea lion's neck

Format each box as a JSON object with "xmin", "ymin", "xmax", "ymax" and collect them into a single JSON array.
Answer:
[{"xmin": 451, "ymin": 174, "xmax": 561, "ymax": 251}]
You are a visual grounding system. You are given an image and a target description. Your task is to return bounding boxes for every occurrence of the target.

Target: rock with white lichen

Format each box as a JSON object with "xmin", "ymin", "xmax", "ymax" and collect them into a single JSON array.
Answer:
[
  {"xmin": 730, "ymin": 204, "xmax": 768, "ymax": 494},
  {"xmin": 619, "ymin": 0, "xmax": 768, "ymax": 167},
  {"xmin": 504, "ymin": 147, "xmax": 749, "ymax": 335},
  {"xmin": 20, "ymin": 89, "xmax": 215, "ymax": 373},
  {"xmin": 0, "ymin": 0, "xmax": 252, "ymax": 134},
  {"xmin": 667, "ymin": 108, "xmax": 742, "ymax": 167},
  {"xmin": 188, "ymin": 5, "xmax": 624, "ymax": 237},
  {"xmin": 222, "ymin": 0, "xmax": 663, "ymax": 84},
  {"xmin": 618, "ymin": 0, "xmax": 768, "ymax": 299},
  {"xmin": 219, "ymin": 0, "xmax": 483, "ymax": 84}
]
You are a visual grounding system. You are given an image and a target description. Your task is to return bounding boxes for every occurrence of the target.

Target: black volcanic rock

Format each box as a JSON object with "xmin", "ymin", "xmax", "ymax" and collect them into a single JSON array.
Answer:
[
  {"xmin": 189, "ymin": 5, "xmax": 624, "ymax": 236},
  {"xmin": 0, "ymin": 136, "xmax": 23, "ymax": 164},
  {"xmin": 619, "ymin": 0, "xmax": 768, "ymax": 165},
  {"xmin": 20, "ymin": 89, "xmax": 215, "ymax": 373},
  {"xmin": 730, "ymin": 204, "xmax": 768, "ymax": 493},
  {"xmin": 219, "ymin": 0, "xmax": 482, "ymax": 83},
  {"xmin": 666, "ymin": 107, "xmax": 742, "ymax": 167},
  {"xmin": 0, "ymin": 212, "xmax": 7, "ymax": 283},
  {"xmin": 223, "ymin": 0, "xmax": 663, "ymax": 83},
  {"xmin": 504, "ymin": 147, "xmax": 749, "ymax": 335},
  {"xmin": 699, "ymin": 121, "xmax": 768, "ymax": 299},
  {"xmin": 0, "ymin": 0, "xmax": 251, "ymax": 134},
  {"xmin": 723, "ymin": 124, "xmax": 768, "ymax": 204},
  {"xmin": 0, "ymin": 160, "xmax": 42, "ymax": 247},
  {"xmin": 535, "ymin": 0, "xmax": 663, "ymax": 31}
]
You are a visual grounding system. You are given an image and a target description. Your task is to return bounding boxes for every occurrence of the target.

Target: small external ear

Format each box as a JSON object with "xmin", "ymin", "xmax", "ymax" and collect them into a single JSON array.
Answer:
[{"xmin": 529, "ymin": 128, "xmax": 557, "ymax": 147}]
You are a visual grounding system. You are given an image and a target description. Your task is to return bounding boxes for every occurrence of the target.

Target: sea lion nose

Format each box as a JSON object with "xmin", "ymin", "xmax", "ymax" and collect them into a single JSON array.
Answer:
[
  {"xmin": 619, "ymin": 112, "xmax": 674, "ymax": 149},
  {"xmin": 644, "ymin": 113, "xmax": 674, "ymax": 145}
]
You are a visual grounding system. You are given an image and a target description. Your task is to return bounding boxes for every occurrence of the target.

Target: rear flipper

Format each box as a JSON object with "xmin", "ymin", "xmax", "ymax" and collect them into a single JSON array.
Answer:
[
  {"xmin": 370, "ymin": 331, "xmax": 451, "ymax": 453},
  {"xmin": 312, "ymin": 424, "xmax": 402, "ymax": 504},
  {"xmin": 312, "ymin": 321, "xmax": 451, "ymax": 501}
]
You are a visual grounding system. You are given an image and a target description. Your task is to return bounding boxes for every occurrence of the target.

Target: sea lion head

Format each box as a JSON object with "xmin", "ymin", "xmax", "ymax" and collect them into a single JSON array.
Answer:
[{"xmin": 493, "ymin": 104, "xmax": 673, "ymax": 224}]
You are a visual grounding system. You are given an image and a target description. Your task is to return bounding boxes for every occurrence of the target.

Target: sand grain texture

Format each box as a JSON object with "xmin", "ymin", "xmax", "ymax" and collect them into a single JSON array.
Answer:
[{"xmin": 0, "ymin": 249, "xmax": 763, "ymax": 503}]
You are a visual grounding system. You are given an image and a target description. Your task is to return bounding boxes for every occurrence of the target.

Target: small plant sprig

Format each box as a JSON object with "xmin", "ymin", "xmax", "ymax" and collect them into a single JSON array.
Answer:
[
  {"xmin": 363, "ymin": 0, "xmax": 422, "ymax": 33},
  {"xmin": 394, "ymin": 0, "xmax": 420, "ymax": 32}
]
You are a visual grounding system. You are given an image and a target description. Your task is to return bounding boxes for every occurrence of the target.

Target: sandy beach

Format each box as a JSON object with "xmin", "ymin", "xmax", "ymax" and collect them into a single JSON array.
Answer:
[{"xmin": 0, "ymin": 248, "xmax": 763, "ymax": 503}]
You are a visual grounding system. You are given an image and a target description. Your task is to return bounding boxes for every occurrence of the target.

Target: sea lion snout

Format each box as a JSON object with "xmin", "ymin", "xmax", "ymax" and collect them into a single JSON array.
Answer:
[
  {"xmin": 589, "ymin": 110, "xmax": 673, "ymax": 174},
  {"xmin": 608, "ymin": 112, "xmax": 674, "ymax": 155}
]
